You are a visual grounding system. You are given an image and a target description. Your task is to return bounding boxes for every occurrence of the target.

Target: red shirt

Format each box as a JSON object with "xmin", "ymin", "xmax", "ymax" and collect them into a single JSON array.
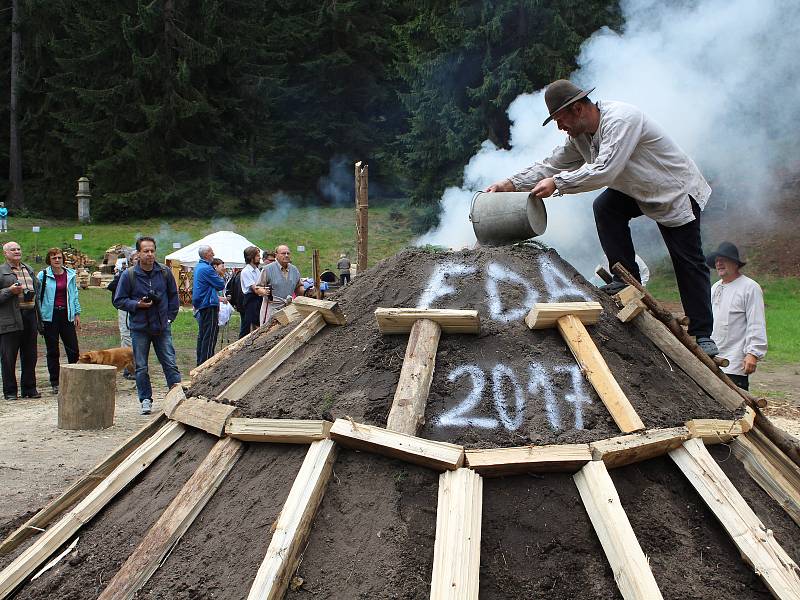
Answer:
[{"xmin": 54, "ymin": 270, "xmax": 68, "ymax": 308}]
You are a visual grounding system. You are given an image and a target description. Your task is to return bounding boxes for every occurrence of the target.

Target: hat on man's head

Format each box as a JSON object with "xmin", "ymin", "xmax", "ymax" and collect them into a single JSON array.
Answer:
[
  {"xmin": 705, "ymin": 241, "xmax": 746, "ymax": 268},
  {"xmin": 542, "ymin": 80, "xmax": 596, "ymax": 126}
]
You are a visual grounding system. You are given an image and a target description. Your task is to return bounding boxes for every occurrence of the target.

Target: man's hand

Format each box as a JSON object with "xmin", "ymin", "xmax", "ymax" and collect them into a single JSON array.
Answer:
[
  {"xmin": 532, "ymin": 178, "xmax": 557, "ymax": 198},
  {"xmin": 484, "ymin": 179, "xmax": 515, "ymax": 193},
  {"xmin": 743, "ymin": 353, "xmax": 758, "ymax": 375},
  {"xmin": 75, "ymin": 315, "xmax": 81, "ymax": 330},
  {"xmin": 137, "ymin": 298, "xmax": 153, "ymax": 310},
  {"xmin": 9, "ymin": 282, "xmax": 22, "ymax": 296}
]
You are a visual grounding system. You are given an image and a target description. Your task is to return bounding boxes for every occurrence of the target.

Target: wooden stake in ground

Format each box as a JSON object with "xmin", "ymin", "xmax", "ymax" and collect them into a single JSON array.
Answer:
[
  {"xmin": 58, "ymin": 364, "xmax": 117, "ymax": 429},
  {"xmin": 526, "ymin": 302, "xmax": 644, "ymax": 433},
  {"xmin": 312, "ymin": 248, "xmax": 321, "ymax": 300},
  {"xmin": 355, "ymin": 161, "xmax": 368, "ymax": 272},
  {"xmin": 376, "ymin": 308, "xmax": 480, "ymax": 436}
]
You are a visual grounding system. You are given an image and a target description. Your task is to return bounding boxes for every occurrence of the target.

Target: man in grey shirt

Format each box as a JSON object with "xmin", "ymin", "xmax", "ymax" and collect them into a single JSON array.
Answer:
[
  {"xmin": 487, "ymin": 79, "xmax": 717, "ymax": 356},
  {"xmin": 257, "ymin": 244, "xmax": 304, "ymax": 324}
]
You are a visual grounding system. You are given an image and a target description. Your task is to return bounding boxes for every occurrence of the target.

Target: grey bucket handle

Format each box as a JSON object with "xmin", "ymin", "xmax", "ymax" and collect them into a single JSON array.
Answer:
[{"xmin": 469, "ymin": 191, "xmax": 482, "ymax": 224}]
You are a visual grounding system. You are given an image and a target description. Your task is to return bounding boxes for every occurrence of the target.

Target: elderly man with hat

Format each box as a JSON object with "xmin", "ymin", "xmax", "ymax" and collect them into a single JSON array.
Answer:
[
  {"xmin": 487, "ymin": 79, "xmax": 718, "ymax": 355},
  {"xmin": 707, "ymin": 242, "xmax": 767, "ymax": 391}
]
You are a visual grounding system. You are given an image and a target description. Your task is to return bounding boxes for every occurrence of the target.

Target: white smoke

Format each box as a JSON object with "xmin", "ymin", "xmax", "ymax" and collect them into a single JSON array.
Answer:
[{"xmin": 417, "ymin": 0, "xmax": 800, "ymax": 276}]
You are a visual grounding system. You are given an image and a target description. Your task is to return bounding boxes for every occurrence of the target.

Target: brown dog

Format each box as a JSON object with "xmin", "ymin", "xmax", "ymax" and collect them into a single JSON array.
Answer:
[{"xmin": 78, "ymin": 347, "xmax": 135, "ymax": 374}]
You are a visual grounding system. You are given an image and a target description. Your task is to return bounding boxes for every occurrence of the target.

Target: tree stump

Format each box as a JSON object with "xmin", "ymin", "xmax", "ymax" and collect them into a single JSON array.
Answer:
[{"xmin": 58, "ymin": 364, "xmax": 117, "ymax": 430}]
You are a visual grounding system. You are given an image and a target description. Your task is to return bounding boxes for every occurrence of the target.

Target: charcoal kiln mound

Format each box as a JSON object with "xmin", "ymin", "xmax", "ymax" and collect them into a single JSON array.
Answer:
[{"xmin": 1, "ymin": 245, "xmax": 799, "ymax": 600}]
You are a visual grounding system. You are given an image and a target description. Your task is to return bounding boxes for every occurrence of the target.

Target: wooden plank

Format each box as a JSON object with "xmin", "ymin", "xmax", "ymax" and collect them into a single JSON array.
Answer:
[
  {"xmin": 741, "ymin": 406, "xmax": 756, "ymax": 432},
  {"xmin": 556, "ymin": 314, "xmax": 645, "ymax": 433},
  {"xmin": 670, "ymin": 438, "xmax": 800, "ymax": 598},
  {"xmin": 386, "ymin": 318, "xmax": 441, "ymax": 435},
  {"xmin": 291, "ymin": 296, "xmax": 346, "ymax": 325},
  {"xmin": 525, "ymin": 301, "xmax": 603, "ymax": 329},
  {"xmin": 614, "ymin": 285, "xmax": 644, "ymax": 307},
  {"xmin": 430, "ymin": 468, "xmax": 482, "ymax": 600},
  {"xmin": 616, "ymin": 301, "xmax": 645, "ymax": 323},
  {"xmin": 0, "ymin": 421, "xmax": 186, "ymax": 599},
  {"xmin": 573, "ymin": 460, "xmax": 663, "ymax": 600},
  {"xmin": 375, "ymin": 308, "xmax": 480, "ymax": 334},
  {"xmin": 171, "ymin": 396, "xmax": 239, "ymax": 437},
  {"xmin": 748, "ymin": 427, "xmax": 800, "ymax": 494},
  {"xmin": 218, "ymin": 311, "xmax": 326, "ymax": 403},
  {"xmin": 686, "ymin": 418, "xmax": 746, "ymax": 444},
  {"xmin": 731, "ymin": 434, "xmax": 800, "ymax": 528},
  {"xmin": 330, "ymin": 419, "xmax": 464, "ymax": 471},
  {"xmin": 0, "ymin": 414, "xmax": 167, "ymax": 557},
  {"xmin": 190, "ymin": 322, "xmax": 262, "ymax": 379},
  {"xmin": 97, "ymin": 436, "xmax": 244, "ymax": 600},
  {"xmin": 163, "ymin": 384, "xmax": 187, "ymax": 418},
  {"xmin": 465, "ymin": 444, "xmax": 591, "ymax": 477},
  {"xmin": 247, "ymin": 439, "xmax": 337, "ymax": 600},
  {"xmin": 590, "ymin": 427, "xmax": 690, "ymax": 469},
  {"xmin": 225, "ymin": 418, "xmax": 332, "ymax": 443},
  {"xmin": 631, "ymin": 310, "xmax": 743, "ymax": 411},
  {"xmin": 272, "ymin": 303, "xmax": 301, "ymax": 326}
]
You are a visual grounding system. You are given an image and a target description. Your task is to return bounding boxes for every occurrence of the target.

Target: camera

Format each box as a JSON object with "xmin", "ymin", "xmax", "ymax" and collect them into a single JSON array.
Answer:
[
  {"xmin": 141, "ymin": 291, "xmax": 161, "ymax": 305},
  {"xmin": 23, "ymin": 290, "xmax": 35, "ymax": 303}
]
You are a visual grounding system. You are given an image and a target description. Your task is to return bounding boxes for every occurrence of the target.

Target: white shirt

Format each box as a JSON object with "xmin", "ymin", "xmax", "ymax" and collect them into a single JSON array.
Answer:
[
  {"xmin": 510, "ymin": 100, "xmax": 711, "ymax": 227},
  {"xmin": 240, "ymin": 264, "xmax": 260, "ymax": 294},
  {"xmin": 710, "ymin": 275, "xmax": 767, "ymax": 376}
]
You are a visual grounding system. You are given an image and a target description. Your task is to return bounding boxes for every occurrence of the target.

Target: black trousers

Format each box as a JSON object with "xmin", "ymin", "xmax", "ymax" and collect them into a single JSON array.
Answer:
[
  {"xmin": 196, "ymin": 305, "xmax": 220, "ymax": 366},
  {"xmin": 0, "ymin": 309, "xmax": 39, "ymax": 397},
  {"xmin": 727, "ymin": 373, "xmax": 749, "ymax": 391},
  {"xmin": 239, "ymin": 293, "xmax": 261, "ymax": 339},
  {"xmin": 43, "ymin": 308, "xmax": 80, "ymax": 385},
  {"xmin": 593, "ymin": 189, "xmax": 713, "ymax": 337},
  {"xmin": 340, "ymin": 272, "xmax": 351, "ymax": 285}
]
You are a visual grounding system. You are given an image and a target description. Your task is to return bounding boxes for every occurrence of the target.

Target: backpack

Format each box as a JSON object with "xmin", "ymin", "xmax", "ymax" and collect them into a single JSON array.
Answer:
[{"xmin": 226, "ymin": 271, "xmax": 244, "ymax": 312}]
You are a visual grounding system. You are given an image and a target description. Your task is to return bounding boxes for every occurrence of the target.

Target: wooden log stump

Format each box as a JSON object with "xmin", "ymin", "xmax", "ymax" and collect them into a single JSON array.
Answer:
[{"xmin": 58, "ymin": 364, "xmax": 116, "ymax": 430}]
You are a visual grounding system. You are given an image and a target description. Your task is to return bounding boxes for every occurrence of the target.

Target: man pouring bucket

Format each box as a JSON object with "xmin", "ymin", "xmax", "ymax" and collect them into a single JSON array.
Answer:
[{"xmin": 486, "ymin": 80, "xmax": 719, "ymax": 356}]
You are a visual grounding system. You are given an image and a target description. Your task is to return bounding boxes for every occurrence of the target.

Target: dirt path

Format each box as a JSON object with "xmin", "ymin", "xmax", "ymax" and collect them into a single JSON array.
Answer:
[
  {"xmin": 752, "ymin": 361, "xmax": 800, "ymax": 437},
  {"xmin": 0, "ymin": 365, "xmax": 169, "ymax": 528}
]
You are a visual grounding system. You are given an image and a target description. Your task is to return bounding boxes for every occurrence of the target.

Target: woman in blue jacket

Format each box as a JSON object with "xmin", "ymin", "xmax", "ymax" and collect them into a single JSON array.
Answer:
[{"xmin": 38, "ymin": 248, "xmax": 81, "ymax": 394}]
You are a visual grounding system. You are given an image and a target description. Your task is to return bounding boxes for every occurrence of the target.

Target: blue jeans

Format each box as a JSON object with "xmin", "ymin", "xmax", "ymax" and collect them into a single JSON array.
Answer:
[{"xmin": 131, "ymin": 326, "xmax": 182, "ymax": 402}]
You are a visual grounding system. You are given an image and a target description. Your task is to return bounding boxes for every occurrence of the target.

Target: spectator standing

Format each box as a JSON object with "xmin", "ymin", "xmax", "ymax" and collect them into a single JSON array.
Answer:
[
  {"xmin": 0, "ymin": 241, "xmax": 42, "ymax": 399},
  {"xmin": 38, "ymin": 248, "xmax": 81, "ymax": 394},
  {"xmin": 263, "ymin": 251, "xmax": 276, "ymax": 267},
  {"xmin": 0, "ymin": 203, "xmax": 8, "ymax": 232},
  {"xmin": 113, "ymin": 236, "xmax": 181, "ymax": 415},
  {"xmin": 239, "ymin": 245, "xmax": 264, "ymax": 338},
  {"xmin": 258, "ymin": 244, "xmax": 303, "ymax": 325},
  {"xmin": 708, "ymin": 242, "xmax": 767, "ymax": 391},
  {"xmin": 107, "ymin": 251, "xmax": 138, "ymax": 379},
  {"xmin": 337, "ymin": 253, "xmax": 351, "ymax": 286},
  {"xmin": 192, "ymin": 245, "xmax": 225, "ymax": 365}
]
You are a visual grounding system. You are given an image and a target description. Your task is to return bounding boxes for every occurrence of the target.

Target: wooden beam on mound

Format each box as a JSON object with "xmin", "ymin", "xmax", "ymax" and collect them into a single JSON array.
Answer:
[
  {"xmin": 291, "ymin": 296, "xmax": 346, "ymax": 325},
  {"xmin": 0, "ymin": 421, "xmax": 186, "ymax": 599},
  {"xmin": 190, "ymin": 322, "xmax": 262, "ymax": 379},
  {"xmin": 731, "ymin": 433, "xmax": 800, "ymax": 527},
  {"xmin": 247, "ymin": 439, "xmax": 337, "ymax": 600},
  {"xmin": 225, "ymin": 418, "xmax": 332, "ymax": 443},
  {"xmin": 272, "ymin": 304, "xmax": 301, "ymax": 326},
  {"xmin": 524, "ymin": 301, "xmax": 602, "ymax": 329},
  {"xmin": 375, "ymin": 308, "xmax": 480, "ymax": 334},
  {"xmin": 614, "ymin": 285, "xmax": 645, "ymax": 308},
  {"xmin": 555, "ymin": 314, "xmax": 645, "ymax": 433},
  {"xmin": 97, "ymin": 436, "xmax": 244, "ymax": 600},
  {"xmin": 590, "ymin": 427, "xmax": 690, "ymax": 469},
  {"xmin": 616, "ymin": 301, "xmax": 645, "ymax": 324},
  {"xmin": 465, "ymin": 444, "xmax": 591, "ymax": 477},
  {"xmin": 163, "ymin": 384, "xmax": 187, "ymax": 418},
  {"xmin": 430, "ymin": 468, "xmax": 482, "ymax": 600},
  {"xmin": 330, "ymin": 419, "xmax": 464, "ymax": 471},
  {"xmin": 0, "ymin": 413, "xmax": 167, "ymax": 557},
  {"xmin": 631, "ymin": 310, "xmax": 744, "ymax": 411},
  {"xmin": 573, "ymin": 461, "xmax": 664, "ymax": 600},
  {"xmin": 218, "ymin": 311, "xmax": 327, "ymax": 403},
  {"xmin": 670, "ymin": 438, "xmax": 800, "ymax": 597},
  {"xmin": 686, "ymin": 418, "xmax": 747, "ymax": 444},
  {"xmin": 170, "ymin": 396, "xmax": 239, "ymax": 437}
]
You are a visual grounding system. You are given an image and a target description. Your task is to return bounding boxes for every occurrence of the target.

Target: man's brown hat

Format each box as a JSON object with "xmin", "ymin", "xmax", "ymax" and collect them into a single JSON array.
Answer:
[{"xmin": 542, "ymin": 79, "xmax": 595, "ymax": 126}]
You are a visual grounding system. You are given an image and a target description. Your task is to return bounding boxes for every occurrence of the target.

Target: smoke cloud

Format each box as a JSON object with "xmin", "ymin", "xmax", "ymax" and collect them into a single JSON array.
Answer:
[{"xmin": 417, "ymin": 0, "xmax": 800, "ymax": 276}]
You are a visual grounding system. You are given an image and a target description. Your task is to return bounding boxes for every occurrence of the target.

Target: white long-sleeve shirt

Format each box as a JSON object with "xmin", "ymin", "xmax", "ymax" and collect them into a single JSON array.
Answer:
[
  {"xmin": 509, "ymin": 100, "xmax": 711, "ymax": 227},
  {"xmin": 710, "ymin": 275, "xmax": 768, "ymax": 376}
]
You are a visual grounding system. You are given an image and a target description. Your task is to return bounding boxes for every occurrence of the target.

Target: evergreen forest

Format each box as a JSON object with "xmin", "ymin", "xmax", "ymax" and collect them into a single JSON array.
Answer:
[{"xmin": 1, "ymin": 0, "xmax": 620, "ymax": 225}]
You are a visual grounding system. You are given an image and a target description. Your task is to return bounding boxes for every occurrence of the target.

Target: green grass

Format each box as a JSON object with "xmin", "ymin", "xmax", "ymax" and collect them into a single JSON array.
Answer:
[{"xmin": 0, "ymin": 201, "xmax": 415, "ymax": 276}]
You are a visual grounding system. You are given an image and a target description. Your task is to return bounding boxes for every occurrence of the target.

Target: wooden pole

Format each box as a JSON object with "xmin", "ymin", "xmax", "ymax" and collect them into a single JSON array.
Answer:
[
  {"xmin": 354, "ymin": 161, "xmax": 368, "ymax": 273},
  {"xmin": 312, "ymin": 248, "xmax": 321, "ymax": 300}
]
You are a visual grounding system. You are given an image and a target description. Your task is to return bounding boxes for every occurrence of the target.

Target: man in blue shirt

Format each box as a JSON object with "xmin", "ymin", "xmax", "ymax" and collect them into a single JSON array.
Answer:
[
  {"xmin": 192, "ymin": 245, "xmax": 226, "ymax": 365},
  {"xmin": 113, "ymin": 236, "xmax": 181, "ymax": 415}
]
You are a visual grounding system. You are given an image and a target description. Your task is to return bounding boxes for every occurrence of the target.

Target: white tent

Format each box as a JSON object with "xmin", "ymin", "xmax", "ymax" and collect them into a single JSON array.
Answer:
[{"xmin": 164, "ymin": 231, "xmax": 259, "ymax": 268}]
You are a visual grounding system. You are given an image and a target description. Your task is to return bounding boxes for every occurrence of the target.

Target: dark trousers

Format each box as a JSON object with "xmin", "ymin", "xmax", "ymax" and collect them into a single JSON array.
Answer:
[
  {"xmin": 727, "ymin": 373, "xmax": 749, "ymax": 391},
  {"xmin": 340, "ymin": 272, "xmax": 351, "ymax": 285},
  {"xmin": 0, "ymin": 309, "xmax": 39, "ymax": 397},
  {"xmin": 593, "ymin": 189, "xmax": 713, "ymax": 337},
  {"xmin": 43, "ymin": 308, "xmax": 80, "ymax": 385},
  {"xmin": 239, "ymin": 293, "xmax": 261, "ymax": 339},
  {"xmin": 196, "ymin": 306, "xmax": 220, "ymax": 366}
]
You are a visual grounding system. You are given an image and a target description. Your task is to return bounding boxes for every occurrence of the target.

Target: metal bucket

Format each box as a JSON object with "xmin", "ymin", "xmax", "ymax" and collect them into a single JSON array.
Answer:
[{"xmin": 469, "ymin": 191, "xmax": 547, "ymax": 246}]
